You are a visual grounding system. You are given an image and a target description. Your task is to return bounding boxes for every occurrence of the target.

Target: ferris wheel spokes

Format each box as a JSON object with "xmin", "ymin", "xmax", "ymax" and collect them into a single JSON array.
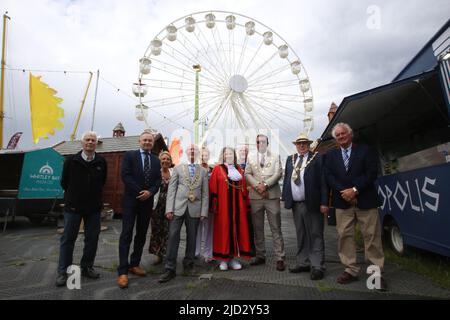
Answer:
[
  {"xmin": 190, "ymin": 29, "xmax": 230, "ymax": 83},
  {"xmin": 161, "ymin": 40, "xmax": 227, "ymax": 87},
  {"xmin": 178, "ymin": 31, "xmax": 229, "ymax": 85},
  {"xmin": 241, "ymin": 40, "xmax": 264, "ymax": 78},
  {"xmin": 136, "ymin": 11, "xmax": 315, "ymax": 153},
  {"xmin": 247, "ymin": 63, "xmax": 292, "ymax": 87}
]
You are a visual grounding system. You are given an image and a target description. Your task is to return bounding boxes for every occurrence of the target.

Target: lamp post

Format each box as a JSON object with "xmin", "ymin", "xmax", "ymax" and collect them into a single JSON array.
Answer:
[{"xmin": 193, "ymin": 64, "xmax": 201, "ymax": 145}]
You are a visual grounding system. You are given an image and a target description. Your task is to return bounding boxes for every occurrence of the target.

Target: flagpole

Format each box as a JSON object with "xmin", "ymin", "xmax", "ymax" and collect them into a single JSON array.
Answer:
[
  {"xmin": 71, "ymin": 71, "xmax": 93, "ymax": 141},
  {"xmin": 90, "ymin": 69, "xmax": 99, "ymax": 131},
  {"xmin": 0, "ymin": 12, "xmax": 11, "ymax": 149}
]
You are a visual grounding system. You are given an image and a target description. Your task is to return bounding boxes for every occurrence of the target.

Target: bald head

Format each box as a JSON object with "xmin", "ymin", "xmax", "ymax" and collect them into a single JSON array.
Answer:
[{"xmin": 186, "ymin": 144, "xmax": 200, "ymax": 163}]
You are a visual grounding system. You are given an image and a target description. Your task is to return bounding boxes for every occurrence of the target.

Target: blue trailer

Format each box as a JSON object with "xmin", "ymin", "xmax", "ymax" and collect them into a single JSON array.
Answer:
[
  {"xmin": 376, "ymin": 163, "xmax": 450, "ymax": 256},
  {"xmin": 318, "ymin": 19, "xmax": 450, "ymax": 257}
]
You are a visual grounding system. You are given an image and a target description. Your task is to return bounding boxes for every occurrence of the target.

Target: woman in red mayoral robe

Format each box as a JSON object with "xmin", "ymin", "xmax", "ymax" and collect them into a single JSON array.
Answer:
[{"xmin": 209, "ymin": 147, "xmax": 253, "ymax": 271}]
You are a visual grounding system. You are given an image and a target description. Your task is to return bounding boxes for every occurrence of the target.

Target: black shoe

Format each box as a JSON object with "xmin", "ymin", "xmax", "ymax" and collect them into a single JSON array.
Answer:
[
  {"xmin": 289, "ymin": 265, "xmax": 311, "ymax": 273},
  {"xmin": 250, "ymin": 257, "xmax": 266, "ymax": 266},
  {"xmin": 55, "ymin": 273, "xmax": 68, "ymax": 287},
  {"xmin": 310, "ymin": 269, "xmax": 324, "ymax": 281},
  {"xmin": 375, "ymin": 276, "xmax": 388, "ymax": 291},
  {"xmin": 81, "ymin": 267, "xmax": 100, "ymax": 279},
  {"xmin": 182, "ymin": 266, "xmax": 195, "ymax": 276},
  {"xmin": 158, "ymin": 270, "xmax": 176, "ymax": 283}
]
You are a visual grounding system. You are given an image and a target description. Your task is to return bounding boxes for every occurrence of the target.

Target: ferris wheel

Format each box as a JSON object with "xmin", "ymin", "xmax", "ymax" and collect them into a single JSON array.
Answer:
[{"xmin": 133, "ymin": 10, "xmax": 314, "ymax": 153}]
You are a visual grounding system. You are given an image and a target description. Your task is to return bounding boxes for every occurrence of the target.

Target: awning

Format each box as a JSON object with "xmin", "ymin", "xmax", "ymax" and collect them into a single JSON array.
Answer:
[{"xmin": 319, "ymin": 69, "xmax": 450, "ymax": 160}]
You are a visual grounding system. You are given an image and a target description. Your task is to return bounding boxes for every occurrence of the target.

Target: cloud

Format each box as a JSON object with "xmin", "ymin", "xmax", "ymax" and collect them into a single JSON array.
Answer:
[{"xmin": 1, "ymin": 0, "xmax": 449, "ymax": 151}]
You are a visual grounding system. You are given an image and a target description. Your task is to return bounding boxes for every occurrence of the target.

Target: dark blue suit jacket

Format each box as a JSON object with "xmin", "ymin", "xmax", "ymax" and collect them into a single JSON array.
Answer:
[
  {"xmin": 324, "ymin": 144, "xmax": 380, "ymax": 209},
  {"xmin": 282, "ymin": 152, "xmax": 328, "ymax": 212},
  {"xmin": 121, "ymin": 150, "xmax": 161, "ymax": 208}
]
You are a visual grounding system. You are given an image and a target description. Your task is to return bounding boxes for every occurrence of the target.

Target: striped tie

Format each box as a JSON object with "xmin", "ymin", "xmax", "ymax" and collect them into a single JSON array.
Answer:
[
  {"xmin": 343, "ymin": 149, "xmax": 350, "ymax": 171},
  {"xmin": 143, "ymin": 152, "xmax": 151, "ymax": 187}
]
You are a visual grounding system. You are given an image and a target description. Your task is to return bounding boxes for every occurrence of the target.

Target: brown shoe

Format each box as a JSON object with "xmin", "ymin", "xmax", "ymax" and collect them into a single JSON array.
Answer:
[
  {"xmin": 337, "ymin": 271, "xmax": 358, "ymax": 284},
  {"xmin": 276, "ymin": 260, "xmax": 285, "ymax": 271},
  {"xmin": 129, "ymin": 266, "xmax": 147, "ymax": 277},
  {"xmin": 117, "ymin": 275, "xmax": 128, "ymax": 289}
]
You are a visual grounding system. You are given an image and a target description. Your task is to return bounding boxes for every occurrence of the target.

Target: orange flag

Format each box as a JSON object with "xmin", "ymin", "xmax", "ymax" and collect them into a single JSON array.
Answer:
[{"xmin": 169, "ymin": 138, "xmax": 183, "ymax": 165}]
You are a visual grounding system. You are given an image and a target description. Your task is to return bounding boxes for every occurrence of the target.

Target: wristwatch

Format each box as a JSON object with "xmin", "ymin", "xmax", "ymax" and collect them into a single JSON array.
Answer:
[{"xmin": 352, "ymin": 187, "xmax": 359, "ymax": 195}]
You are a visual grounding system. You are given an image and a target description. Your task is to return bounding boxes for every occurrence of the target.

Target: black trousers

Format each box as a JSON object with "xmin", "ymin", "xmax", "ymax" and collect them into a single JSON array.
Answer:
[
  {"xmin": 58, "ymin": 210, "xmax": 101, "ymax": 274},
  {"xmin": 118, "ymin": 200, "xmax": 152, "ymax": 275}
]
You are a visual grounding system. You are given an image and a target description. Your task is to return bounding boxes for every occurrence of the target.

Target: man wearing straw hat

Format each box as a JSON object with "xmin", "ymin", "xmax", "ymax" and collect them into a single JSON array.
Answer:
[{"xmin": 281, "ymin": 133, "xmax": 329, "ymax": 280}]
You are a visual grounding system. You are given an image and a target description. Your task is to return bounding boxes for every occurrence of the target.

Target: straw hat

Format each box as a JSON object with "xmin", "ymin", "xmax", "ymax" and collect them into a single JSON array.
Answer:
[{"xmin": 292, "ymin": 133, "xmax": 313, "ymax": 144}]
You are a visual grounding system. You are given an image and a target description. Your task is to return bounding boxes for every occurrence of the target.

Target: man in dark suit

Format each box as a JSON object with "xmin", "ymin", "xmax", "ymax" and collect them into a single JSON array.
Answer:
[
  {"xmin": 282, "ymin": 133, "xmax": 329, "ymax": 280},
  {"xmin": 324, "ymin": 122, "xmax": 386, "ymax": 290},
  {"xmin": 56, "ymin": 131, "xmax": 107, "ymax": 287},
  {"xmin": 117, "ymin": 131, "xmax": 161, "ymax": 288}
]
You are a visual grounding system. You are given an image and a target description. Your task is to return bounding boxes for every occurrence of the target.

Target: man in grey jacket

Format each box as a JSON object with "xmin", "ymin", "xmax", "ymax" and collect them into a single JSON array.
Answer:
[{"xmin": 159, "ymin": 144, "xmax": 209, "ymax": 283}]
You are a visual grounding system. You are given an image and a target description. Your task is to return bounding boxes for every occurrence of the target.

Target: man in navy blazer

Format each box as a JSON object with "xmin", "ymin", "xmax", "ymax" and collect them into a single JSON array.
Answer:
[
  {"xmin": 282, "ymin": 133, "xmax": 329, "ymax": 280},
  {"xmin": 324, "ymin": 122, "xmax": 386, "ymax": 290},
  {"xmin": 117, "ymin": 131, "xmax": 161, "ymax": 288}
]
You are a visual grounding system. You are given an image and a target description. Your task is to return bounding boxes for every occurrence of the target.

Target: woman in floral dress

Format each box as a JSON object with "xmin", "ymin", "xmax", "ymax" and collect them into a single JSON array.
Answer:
[{"xmin": 148, "ymin": 151, "xmax": 172, "ymax": 265}]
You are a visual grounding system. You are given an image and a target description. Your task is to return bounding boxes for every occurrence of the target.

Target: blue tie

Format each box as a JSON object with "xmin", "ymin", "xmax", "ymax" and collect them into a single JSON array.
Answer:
[
  {"xmin": 343, "ymin": 149, "xmax": 350, "ymax": 172},
  {"xmin": 189, "ymin": 164, "xmax": 195, "ymax": 178}
]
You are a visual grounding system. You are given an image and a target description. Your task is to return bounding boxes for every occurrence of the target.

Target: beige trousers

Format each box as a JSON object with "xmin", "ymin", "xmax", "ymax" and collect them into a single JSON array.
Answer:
[
  {"xmin": 335, "ymin": 207, "xmax": 384, "ymax": 276},
  {"xmin": 250, "ymin": 199, "xmax": 285, "ymax": 261}
]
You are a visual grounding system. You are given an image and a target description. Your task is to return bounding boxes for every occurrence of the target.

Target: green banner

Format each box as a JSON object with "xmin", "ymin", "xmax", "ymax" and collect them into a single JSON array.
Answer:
[{"xmin": 18, "ymin": 148, "xmax": 64, "ymax": 199}]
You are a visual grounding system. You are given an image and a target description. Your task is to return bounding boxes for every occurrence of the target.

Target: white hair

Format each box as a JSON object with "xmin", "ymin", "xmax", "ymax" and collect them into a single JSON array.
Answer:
[
  {"xmin": 81, "ymin": 131, "xmax": 98, "ymax": 142},
  {"xmin": 331, "ymin": 122, "xmax": 353, "ymax": 139}
]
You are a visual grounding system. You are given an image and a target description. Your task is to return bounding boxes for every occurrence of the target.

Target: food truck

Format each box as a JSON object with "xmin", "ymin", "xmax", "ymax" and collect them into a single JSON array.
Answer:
[{"xmin": 318, "ymin": 19, "xmax": 450, "ymax": 257}]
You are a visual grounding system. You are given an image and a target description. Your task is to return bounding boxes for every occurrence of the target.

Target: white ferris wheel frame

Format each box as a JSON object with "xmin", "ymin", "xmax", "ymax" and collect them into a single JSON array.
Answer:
[{"xmin": 135, "ymin": 10, "xmax": 315, "ymax": 153}]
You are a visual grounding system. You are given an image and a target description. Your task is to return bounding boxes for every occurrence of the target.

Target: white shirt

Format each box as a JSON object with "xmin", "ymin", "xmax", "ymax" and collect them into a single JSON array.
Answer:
[
  {"xmin": 227, "ymin": 164, "xmax": 242, "ymax": 181},
  {"xmin": 81, "ymin": 151, "xmax": 95, "ymax": 162},
  {"xmin": 291, "ymin": 153, "xmax": 307, "ymax": 201}
]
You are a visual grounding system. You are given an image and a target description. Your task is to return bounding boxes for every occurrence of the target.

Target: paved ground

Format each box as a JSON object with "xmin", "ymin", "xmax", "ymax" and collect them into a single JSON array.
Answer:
[{"xmin": 1, "ymin": 206, "xmax": 449, "ymax": 300}]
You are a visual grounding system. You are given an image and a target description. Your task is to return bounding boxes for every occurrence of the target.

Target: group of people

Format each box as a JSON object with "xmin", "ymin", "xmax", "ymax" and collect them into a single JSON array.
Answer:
[{"xmin": 55, "ymin": 122, "xmax": 387, "ymax": 292}]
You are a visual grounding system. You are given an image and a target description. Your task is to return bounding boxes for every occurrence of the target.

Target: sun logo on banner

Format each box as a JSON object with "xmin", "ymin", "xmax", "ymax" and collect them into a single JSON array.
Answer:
[{"xmin": 39, "ymin": 163, "xmax": 54, "ymax": 175}]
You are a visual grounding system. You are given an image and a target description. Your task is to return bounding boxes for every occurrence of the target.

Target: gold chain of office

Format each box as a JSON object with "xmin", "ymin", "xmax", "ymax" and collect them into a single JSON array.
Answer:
[
  {"xmin": 291, "ymin": 152, "xmax": 318, "ymax": 181},
  {"xmin": 220, "ymin": 167, "xmax": 244, "ymax": 191},
  {"xmin": 182, "ymin": 165, "xmax": 202, "ymax": 202}
]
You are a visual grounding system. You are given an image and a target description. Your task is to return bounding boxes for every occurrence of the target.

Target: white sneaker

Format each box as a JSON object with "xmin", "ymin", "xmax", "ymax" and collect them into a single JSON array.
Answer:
[
  {"xmin": 229, "ymin": 259, "xmax": 242, "ymax": 270},
  {"xmin": 219, "ymin": 261, "xmax": 228, "ymax": 271}
]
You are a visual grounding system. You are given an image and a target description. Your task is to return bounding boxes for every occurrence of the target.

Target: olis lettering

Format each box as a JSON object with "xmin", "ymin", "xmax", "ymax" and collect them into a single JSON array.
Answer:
[{"xmin": 378, "ymin": 177, "xmax": 439, "ymax": 213}]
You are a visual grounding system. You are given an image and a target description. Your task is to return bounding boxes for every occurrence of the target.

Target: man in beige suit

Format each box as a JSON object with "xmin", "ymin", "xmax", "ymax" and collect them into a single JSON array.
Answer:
[
  {"xmin": 159, "ymin": 144, "xmax": 209, "ymax": 283},
  {"xmin": 245, "ymin": 134, "xmax": 285, "ymax": 271}
]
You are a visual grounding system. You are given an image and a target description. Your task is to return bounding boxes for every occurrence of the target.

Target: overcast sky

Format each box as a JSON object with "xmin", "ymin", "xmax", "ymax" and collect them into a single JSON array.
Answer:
[{"xmin": 1, "ymin": 0, "xmax": 449, "ymax": 152}]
